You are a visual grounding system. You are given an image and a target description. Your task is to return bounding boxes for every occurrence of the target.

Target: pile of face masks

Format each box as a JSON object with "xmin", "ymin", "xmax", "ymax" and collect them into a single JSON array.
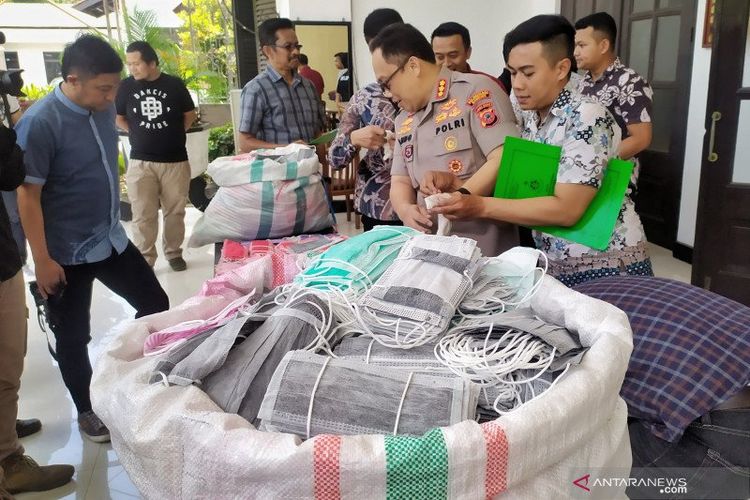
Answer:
[{"xmin": 149, "ymin": 232, "xmax": 586, "ymax": 437}]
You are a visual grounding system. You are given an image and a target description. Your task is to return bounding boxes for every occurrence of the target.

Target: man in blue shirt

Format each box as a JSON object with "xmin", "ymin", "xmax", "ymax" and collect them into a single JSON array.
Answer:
[{"xmin": 15, "ymin": 36, "xmax": 169, "ymax": 443}]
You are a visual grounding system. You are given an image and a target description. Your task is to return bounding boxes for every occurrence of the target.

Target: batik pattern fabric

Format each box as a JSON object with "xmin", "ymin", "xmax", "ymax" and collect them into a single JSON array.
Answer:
[
  {"xmin": 578, "ymin": 58, "xmax": 653, "ymax": 190},
  {"xmin": 327, "ymin": 83, "xmax": 399, "ymax": 221},
  {"xmin": 515, "ymin": 79, "xmax": 651, "ymax": 284}
]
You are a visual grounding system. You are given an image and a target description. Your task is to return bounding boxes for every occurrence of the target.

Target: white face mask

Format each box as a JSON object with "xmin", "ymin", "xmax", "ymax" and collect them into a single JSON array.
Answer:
[{"xmin": 483, "ymin": 247, "xmax": 546, "ymax": 305}]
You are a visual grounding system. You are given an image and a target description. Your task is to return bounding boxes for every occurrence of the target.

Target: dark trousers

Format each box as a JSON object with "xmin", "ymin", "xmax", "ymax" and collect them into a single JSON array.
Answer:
[
  {"xmin": 47, "ymin": 241, "xmax": 169, "ymax": 413},
  {"xmin": 360, "ymin": 214, "xmax": 403, "ymax": 232},
  {"xmin": 628, "ymin": 410, "xmax": 750, "ymax": 499}
]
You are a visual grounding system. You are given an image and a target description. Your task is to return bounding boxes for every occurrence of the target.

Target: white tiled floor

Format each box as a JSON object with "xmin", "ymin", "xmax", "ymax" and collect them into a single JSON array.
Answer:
[{"xmin": 14, "ymin": 208, "xmax": 691, "ymax": 499}]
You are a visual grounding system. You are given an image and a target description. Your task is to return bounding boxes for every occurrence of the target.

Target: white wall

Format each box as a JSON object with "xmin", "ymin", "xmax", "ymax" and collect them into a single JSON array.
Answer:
[
  {"xmin": 284, "ymin": 0, "xmax": 351, "ymax": 22},
  {"xmin": 676, "ymin": 0, "xmax": 712, "ymax": 248},
  {"xmin": 350, "ymin": 0, "xmax": 557, "ymax": 87},
  {"xmin": 277, "ymin": 0, "xmax": 558, "ymax": 89}
]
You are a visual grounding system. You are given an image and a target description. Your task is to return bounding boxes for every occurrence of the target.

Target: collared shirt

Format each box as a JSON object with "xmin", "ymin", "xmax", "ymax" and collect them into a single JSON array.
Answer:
[
  {"xmin": 574, "ymin": 276, "xmax": 750, "ymax": 442},
  {"xmin": 328, "ymin": 82, "xmax": 399, "ymax": 221},
  {"xmin": 15, "ymin": 85, "xmax": 128, "ymax": 265},
  {"xmin": 514, "ymin": 79, "xmax": 647, "ymax": 261},
  {"xmin": 392, "ymin": 67, "xmax": 520, "ymax": 257},
  {"xmin": 578, "ymin": 58, "xmax": 653, "ymax": 139},
  {"xmin": 578, "ymin": 57, "xmax": 653, "ymax": 187},
  {"xmin": 239, "ymin": 66, "xmax": 324, "ymax": 145}
]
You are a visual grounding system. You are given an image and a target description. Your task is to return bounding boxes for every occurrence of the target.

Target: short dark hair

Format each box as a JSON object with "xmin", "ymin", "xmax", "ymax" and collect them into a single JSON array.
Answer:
[
  {"xmin": 431, "ymin": 22, "xmax": 471, "ymax": 50},
  {"xmin": 61, "ymin": 34, "xmax": 123, "ymax": 80},
  {"xmin": 504, "ymin": 15, "xmax": 576, "ymax": 74},
  {"xmin": 575, "ymin": 12, "xmax": 617, "ymax": 50},
  {"xmin": 258, "ymin": 18, "xmax": 294, "ymax": 47},
  {"xmin": 299, "ymin": 53, "xmax": 309, "ymax": 65},
  {"xmin": 363, "ymin": 8, "xmax": 403, "ymax": 42},
  {"xmin": 334, "ymin": 52, "xmax": 349, "ymax": 69},
  {"xmin": 369, "ymin": 23, "xmax": 436, "ymax": 65},
  {"xmin": 126, "ymin": 40, "xmax": 159, "ymax": 66}
]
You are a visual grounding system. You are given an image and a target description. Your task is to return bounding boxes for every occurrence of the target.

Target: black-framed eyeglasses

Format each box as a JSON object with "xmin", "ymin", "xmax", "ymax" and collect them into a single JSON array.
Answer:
[
  {"xmin": 379, "ymin": 58, "xmax": 410, "ymax": 93},
  {"xmin": 271, "ymin": 43, "xmax": 303, "ymax": 52}
]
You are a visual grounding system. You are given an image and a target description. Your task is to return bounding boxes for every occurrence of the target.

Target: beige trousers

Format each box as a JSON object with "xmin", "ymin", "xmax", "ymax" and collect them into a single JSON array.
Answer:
[
  {"xmin": 125, "ymin": 159, "xmax": 191, "ymax": 266},
  {"xmin": 0, "ymin": 271, "xmax": 26, "ymax": 463}
]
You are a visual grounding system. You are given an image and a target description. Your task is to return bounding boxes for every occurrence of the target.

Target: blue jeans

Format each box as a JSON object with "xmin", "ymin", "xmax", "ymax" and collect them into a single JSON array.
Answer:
[{"xmin": 628, "ymin": 409, "xmax": 750, "ymax": 499}]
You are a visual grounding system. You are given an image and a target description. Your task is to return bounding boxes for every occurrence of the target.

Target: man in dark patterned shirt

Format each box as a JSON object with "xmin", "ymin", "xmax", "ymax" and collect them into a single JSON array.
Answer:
[
  {"xmin": 328, "ymin": 8, "xmax": 405, "ymax": 231},
  {"xmin": 574, "ymin": 12, "xmax": 653, "ymax": 168}
]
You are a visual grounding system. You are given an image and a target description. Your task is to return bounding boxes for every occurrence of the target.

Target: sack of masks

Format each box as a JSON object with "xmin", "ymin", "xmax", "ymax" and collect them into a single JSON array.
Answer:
[
  {"xmin": 91, "ymin": 274, "xmax": 634, "ymax": 499},
  {"xmin": 188, "ymin": 144, "xmax": 335, "ymax": 247}
]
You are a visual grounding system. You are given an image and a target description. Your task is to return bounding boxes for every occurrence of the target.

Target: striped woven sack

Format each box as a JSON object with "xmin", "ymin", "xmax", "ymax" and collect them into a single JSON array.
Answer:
[{"xmin": 92, "ymin": 276, "xmax": 633, "ymax": 499}]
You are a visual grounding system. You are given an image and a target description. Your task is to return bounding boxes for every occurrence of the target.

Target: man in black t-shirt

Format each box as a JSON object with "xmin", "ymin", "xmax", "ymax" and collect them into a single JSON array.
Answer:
[{"xmin": 116, "ymin": 41, "xmax": 196, "ymax": 271}]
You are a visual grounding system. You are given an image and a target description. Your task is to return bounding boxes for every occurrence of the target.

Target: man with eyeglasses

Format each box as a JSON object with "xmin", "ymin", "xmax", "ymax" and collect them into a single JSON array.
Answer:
[
  {"xmin": 238, "ymin": 18, "xmax": 325, "ymax": 152},
  {"xmin": 327, "ymin": 8, "xmax": 404, "ymax": 232},
  {"xmin": 369, "ymin": 23, "xmax": 519, "ymax": 257}
]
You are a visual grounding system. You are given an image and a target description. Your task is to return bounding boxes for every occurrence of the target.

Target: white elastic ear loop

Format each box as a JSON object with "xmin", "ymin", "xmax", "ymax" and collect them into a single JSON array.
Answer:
[
  {"xmin": 393, "ymin": 371, "xmax": 414, "ymax": 435},
  {"xmin": 365, "ymin": 338, "xmax": 376, "ymax": 364},
  {"xmin": 306, "ymin": 356, "xmax": 331, "ymax": 440}
]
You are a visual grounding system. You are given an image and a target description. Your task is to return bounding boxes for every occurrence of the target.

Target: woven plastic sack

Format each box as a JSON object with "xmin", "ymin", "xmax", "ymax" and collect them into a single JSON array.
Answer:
[
  {"xmin": 91, "ymin": 275, "xmax": 633, "ymax": 499},
  {"xmin": 188, "ymin": 144, "xmax": 334, "ymax": 247}
]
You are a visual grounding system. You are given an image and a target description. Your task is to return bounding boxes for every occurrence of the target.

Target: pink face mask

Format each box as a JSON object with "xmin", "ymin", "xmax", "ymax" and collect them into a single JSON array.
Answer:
[{"xmin": 143, "ymin": 291, "xmax": 257, "ymax": 356}]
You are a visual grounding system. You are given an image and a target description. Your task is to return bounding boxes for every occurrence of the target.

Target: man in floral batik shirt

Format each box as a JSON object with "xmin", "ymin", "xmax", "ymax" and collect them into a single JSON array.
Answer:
[
  {"xmin": 574, "ymin": 12, "xmax": 653, "ymax": 189},
  {"xmin": 428, "ymin": 15, "xmax": 653, "ymax": 287},
  {"xmin": 328, "ymin": 8, "xmax": 404, "ymax": 231}
]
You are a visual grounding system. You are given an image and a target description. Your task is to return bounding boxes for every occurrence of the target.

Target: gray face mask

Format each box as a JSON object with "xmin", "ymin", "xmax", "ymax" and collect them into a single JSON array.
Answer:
[
  {"xmin": 357, "ymin": 235, "xmax": 482, "ymax": 346},
  {"xmin": 201, "ymin": 294, "xmax": 330, "ymax": 424},
  {"xmin": 257, "ymin": 351, "xmax": 479, "ymax": 439},
  {"xmin": 155, "ymin": 289, "xmax": 285, "ymax": 387},
  {"xmin": 149, "ymin": 328, "xmax": 217, "ymax": 385}
]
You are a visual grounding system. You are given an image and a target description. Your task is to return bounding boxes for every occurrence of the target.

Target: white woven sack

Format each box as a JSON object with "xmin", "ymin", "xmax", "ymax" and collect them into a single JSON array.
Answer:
[
  {"xmin": 91, "ymin": 275, "xmax": 633, "ymax": 499},
  {"xmin": 188, "ymin": 145, "xmax": 334, "ymax": 247}
]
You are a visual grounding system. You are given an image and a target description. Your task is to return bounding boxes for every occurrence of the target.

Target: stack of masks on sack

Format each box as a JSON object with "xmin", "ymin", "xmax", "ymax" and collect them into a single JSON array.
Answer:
[
  {"xmin": 357, "ymin": 234, "xmax": 482, "ymax": 347},
  {"xmin": 148, "ymin": 232, "xmax": 588, "ymax": 438}
]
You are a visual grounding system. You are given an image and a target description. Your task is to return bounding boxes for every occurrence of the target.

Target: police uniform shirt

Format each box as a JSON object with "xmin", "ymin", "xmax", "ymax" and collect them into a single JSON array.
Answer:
[{"xmin": 391, "ymin": 67, "xmax": 520, "ymax": 257}]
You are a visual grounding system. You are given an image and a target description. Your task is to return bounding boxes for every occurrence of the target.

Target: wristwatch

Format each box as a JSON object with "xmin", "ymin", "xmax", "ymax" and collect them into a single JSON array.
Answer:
[{"xmin": 456, "ymin": 187, "xmax": 471, "ymax": 195}]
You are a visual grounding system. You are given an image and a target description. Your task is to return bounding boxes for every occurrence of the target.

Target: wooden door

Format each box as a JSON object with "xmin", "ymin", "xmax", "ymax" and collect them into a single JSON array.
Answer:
[{"xmin": 692, "ymin": 0, "xmax": 750, "ymax": 305}]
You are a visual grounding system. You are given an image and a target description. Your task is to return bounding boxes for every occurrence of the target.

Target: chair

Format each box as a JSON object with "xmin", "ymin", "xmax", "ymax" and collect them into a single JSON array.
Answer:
[{"xmin": 318, "ymin": 145, "xmax": 360, "ymax": 229}]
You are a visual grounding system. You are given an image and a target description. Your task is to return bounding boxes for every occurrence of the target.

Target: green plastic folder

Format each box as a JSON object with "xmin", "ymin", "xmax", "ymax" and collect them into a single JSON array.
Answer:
[
  {"xmin": 308, "ymin": 129, "xmax": 338, "ymax": 145},
  {"xmin": 493, "ymin": 136, "xmax": 634, "ymax": 251}
]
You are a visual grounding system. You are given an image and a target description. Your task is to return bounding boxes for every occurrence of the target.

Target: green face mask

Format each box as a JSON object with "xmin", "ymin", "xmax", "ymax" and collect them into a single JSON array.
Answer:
[{"xmin": 295, "ymin": 226, "xmax": 418, "ymax": 292}]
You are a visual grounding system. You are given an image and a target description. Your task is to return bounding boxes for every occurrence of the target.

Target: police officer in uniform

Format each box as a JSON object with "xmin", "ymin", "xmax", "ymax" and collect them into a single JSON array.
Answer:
[{"xmin": 370, "ymin": 23, "xmax": 519, "ymax": 257}]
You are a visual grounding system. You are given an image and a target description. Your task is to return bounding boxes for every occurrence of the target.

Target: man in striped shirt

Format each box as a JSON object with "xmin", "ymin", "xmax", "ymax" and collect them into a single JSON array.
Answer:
[{"xmin": 238, "ymin": 18, "xmax": 325, "ymax": 152}]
